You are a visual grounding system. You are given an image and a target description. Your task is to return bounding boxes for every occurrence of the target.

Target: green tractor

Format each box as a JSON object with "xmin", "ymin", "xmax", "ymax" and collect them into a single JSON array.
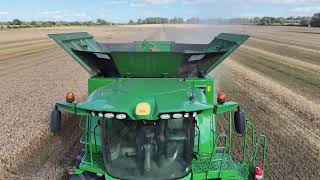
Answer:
[{"xmin": 49, "ymin": 32, "xmax": 266, "ymax": 180}]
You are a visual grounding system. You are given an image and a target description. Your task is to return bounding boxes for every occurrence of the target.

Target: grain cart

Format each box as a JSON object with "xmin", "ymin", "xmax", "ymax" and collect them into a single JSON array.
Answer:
[{"xmin": 49, "ymin": 32, "xmax": 267, "ymax": 180}]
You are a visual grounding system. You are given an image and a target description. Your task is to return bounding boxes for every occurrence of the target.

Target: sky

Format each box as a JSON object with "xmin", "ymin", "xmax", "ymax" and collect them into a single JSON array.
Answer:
[{"xmin": 0, "ymin": 0, "xmax": 320, "ymax": 22}]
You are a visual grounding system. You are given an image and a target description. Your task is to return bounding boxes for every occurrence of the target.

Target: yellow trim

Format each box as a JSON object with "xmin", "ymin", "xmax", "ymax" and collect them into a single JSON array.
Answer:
[
  {"xmin": 135, "ymin": 102, "xmax": 151, "ymax": 116},
  {"xmin": 207, "ymin": 85, "xmax": 211, "ymax": 92}
]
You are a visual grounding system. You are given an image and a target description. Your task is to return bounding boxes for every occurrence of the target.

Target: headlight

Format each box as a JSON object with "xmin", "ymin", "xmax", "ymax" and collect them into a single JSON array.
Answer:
[
  {"xmin": 160, "ymin": 114, "xmax": 170, "ymax": 119},
  {"xmin": 192, "ymin": 112, "xmax": 197, "ymax": 117},
  {"xmin": 184, "ymin": 113, "xmax": 189, "ymax": 118},
  {"xmin": 173, "ymin": 113, "xmax": 183, "ymax": 119},
  {"xmin": 91, "ymin": 112, "xmax": 96, "ymax": 116},
  {"xmin": 116, "ymin": 113, "xmax": 126, "ymax": 119},
  {"xmin": 104, "ymin": 113, "xmax": 114, "ymax": 118},
  {"xmin": 98, "ymin": 112, "xmax": 104, "ymax": 118}
]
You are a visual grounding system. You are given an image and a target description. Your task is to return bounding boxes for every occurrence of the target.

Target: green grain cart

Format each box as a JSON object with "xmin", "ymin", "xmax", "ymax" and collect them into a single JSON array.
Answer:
[{"xmin": 49, "ymin": 32, "xmax": 266, "ymax": 180}]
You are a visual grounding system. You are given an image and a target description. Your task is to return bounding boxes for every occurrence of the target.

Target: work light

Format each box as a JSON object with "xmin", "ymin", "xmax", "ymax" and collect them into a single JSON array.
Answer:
[
  {"xmin": 173, "ymin": 113, "xmax": 183, "ymax": 119},
  {"xmin": 116, "ymin": 114, "xmax": 126, "ymax": 119},
  {"xmin": 192, "ymin": 112, "xmax": 197, "ymax": 117},
  {"xmin": 104, "ymin": 113, "xmax": 114, "ymax": 118},
  {"xmin": 160, "ymin": 114, "xmax": 170, "ymax": 119}
]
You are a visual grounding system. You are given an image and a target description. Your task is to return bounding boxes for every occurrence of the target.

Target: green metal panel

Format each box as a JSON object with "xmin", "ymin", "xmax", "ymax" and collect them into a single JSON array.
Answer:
[
  {"xmin": 88, "ymin": 78, "xmax": 115, "ymax": 94},
  {"xmin": 55, "ymin": 100, "xmax": 88, "ymax": 116},
  {"xmin": 49, "ymin": 32, "xmax": 249, "ymax": 78},
  {"xmin": 186, "ymin": 78, "xmax": 214, "ymax": 104},
  {"xmin": 110, "ymin": 52, "xmax": 184, "ymax": 77},
  {"xmin": 194, "ymin": 110, "xmax": 215, "ymax": 153},
  {"xmin": 55, "ymin": 100, "xmax": 76, "ymax": 114},
  {"xmin": 140, "ymin": 40, "xmax": 173, "ymax": 51},
  {"xmin": 48, "ymin": 32, "xmax": 108, "ymax": 76},
  {"xmin": 202, "ymin": 33, "xmax": 249, "ymax": 75},
  {"xmin": 213, "ymin": 102, "xmax": 239, "ymax": 115},
  {"xmin": 76, "ymin": 78, "xmax": 213, "ymax": 120}
]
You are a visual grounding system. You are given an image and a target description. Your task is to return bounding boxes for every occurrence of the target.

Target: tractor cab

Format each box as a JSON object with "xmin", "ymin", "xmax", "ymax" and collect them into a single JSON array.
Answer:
[
  {"xmin": 49, "ymin": 32, "xmax": 266, "ymax": 180},
  {"xmin": 99, "ymin": 113, "xmax": 195, "ymax": 180}
]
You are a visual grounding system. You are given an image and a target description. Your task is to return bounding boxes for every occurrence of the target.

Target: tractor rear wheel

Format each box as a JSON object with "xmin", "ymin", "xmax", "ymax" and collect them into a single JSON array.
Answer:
[{"xmin": 50, "ymin": 106, "xmax": 61, "ymax": 133}]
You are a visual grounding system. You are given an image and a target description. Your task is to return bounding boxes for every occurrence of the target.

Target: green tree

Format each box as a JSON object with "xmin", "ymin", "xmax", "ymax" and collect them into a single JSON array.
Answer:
[
  {"xmin": 276, "ymin": 17, "xmax": 285, "ymax": 25},
  {"xmin": 128, "ymin": 19, "xmax": 135, "ymax": 24},
  {"xmin": 300, "ymin": 17, "xmax": 312, "ymax": 26},
  {"xmin": 12, "ymin": 19, "xmax": 22, "ymax": 25},
  {"xmin": 82, "ymin": 21, "xmax": 94, "ymax": 26},
  {"xmin": 252, "ymin": 17, "xmax": 261, "ymax": 24},
  {"xmin": 260, "ymin": 17, "xmax": 271, "ymax": 25},
  {"xmin": 30, "ymin": 21, "xmax": 38, "ymax": 25},
  {"xmin": 169, "ymin": 17, "xmax": 184, "ymax": 24},
  {"xmin": 96, "ymin": 19, "xmax": 110, "ymax": 25},
  {"xmin": 310, "ymin": 13, "xmax": 320, "ymax": 27}
]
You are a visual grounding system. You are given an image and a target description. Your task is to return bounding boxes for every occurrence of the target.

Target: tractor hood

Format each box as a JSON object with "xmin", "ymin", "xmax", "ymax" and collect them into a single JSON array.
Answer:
[
  {"xmin": 49, "ymin": 32, "xmax": 248, "ymax": 78},
  {"xmin": 76, "ymin": 78, "xmax": 212, "ymax": 120}
]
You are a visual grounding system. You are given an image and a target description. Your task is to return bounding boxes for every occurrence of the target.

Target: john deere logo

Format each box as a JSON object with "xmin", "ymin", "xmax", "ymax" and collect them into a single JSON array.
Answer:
[{"xmin": 135, "ymin": 102, "xmax": 151, "ymax": 116}]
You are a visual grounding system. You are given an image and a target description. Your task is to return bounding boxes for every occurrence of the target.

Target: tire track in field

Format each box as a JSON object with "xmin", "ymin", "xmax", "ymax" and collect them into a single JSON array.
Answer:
[
  {"xmin": 242, "ymin": 45, "xmax": 320, "ymax": 72},
  {"xmin": 0, "ymin": 38, "xmax": 50, "ymax": 51},
  {"xmin": 250, "ymin": 37, "xmax": 320, "ymax": 54},
  {"xmin": 250, "ymin": 33, "xmax": 320, "ymax": 51},
  {"xmin": 217, "ymin": 59, "xmax": 320, "ymax": 179},
  {"xmin": 0, "ymin": 43, "xmax": 56, "ymax": 60},
  {"xmin": 227, "ymin": 59, "xmax": 320, "ymax": 147},
  {"xmin": 233, "ymin": 47, "xmax": 320, "ymax": 102},
  {"xmin": 0, "ymin": 37, "xmax": 47, "ymax": 47},
  {"xmin": 0, "ymin": 46, "xmax": 63, "ymax": 67},
  {"xmin": 0, "ymin": 49, "xmax": 66, "ymax": 77}
]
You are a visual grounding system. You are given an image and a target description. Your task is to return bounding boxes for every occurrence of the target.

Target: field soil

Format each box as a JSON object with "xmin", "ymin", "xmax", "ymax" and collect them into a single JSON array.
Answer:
[{"xmin": 0, "ymin": 24, "xmax": 319, "ymax": 179}]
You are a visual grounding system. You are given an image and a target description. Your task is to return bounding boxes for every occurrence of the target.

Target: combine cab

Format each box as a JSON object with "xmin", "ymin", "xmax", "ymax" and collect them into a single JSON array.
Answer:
[{"xmin": 49, "ymin": 32, "xmax": 267, "ymax": 180}]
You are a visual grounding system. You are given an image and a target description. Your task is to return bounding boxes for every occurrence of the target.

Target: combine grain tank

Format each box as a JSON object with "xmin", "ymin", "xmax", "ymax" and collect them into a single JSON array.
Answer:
[{"xmin": 49, "ymin": 32, "xmax": 267, "ymax": 180}]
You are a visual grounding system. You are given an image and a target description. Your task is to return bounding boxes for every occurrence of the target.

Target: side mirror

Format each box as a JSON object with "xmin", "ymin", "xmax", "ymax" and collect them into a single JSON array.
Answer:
[{"xmin": 234, "ymin": 107, "xmax": 246, "ymax": 134}]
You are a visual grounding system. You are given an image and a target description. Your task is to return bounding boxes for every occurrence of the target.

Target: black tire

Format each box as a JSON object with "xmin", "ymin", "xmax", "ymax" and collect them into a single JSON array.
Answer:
[
  {"xmin": 75, "ymin": 149, "xmax": 86, "ymax": 168},
  {"xmin": 234, "ymin": 109, "xmax": 246, "ymax": 134},
  {"xmin": 50, "ymin": 106, "xmax": 61, "ymax": 133},
  {"xmin": 70, "ymin": 172, "xmax": 103, "ymax": 180},
  {"xmin": 70, "ymin": 174, "xmax": 87, "ymax": 180}
]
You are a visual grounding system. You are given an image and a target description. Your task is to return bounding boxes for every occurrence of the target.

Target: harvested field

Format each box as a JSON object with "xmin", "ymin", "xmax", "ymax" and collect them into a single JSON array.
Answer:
[{"xmin": 0, "ymin": 24, "xmax": 319, "ymax": 179}]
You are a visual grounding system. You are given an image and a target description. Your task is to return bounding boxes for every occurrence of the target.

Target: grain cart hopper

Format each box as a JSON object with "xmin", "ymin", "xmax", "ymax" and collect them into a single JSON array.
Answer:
[{"xmin": 49, "ymin": 32, "xmax": 267, "ymax": 180}]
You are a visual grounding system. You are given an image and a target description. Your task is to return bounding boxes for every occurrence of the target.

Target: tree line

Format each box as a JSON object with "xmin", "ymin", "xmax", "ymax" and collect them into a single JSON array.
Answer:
[
  {"xmin": 127, "ymin": 14, "xmax": 320, "ymax": 27},
  {"xmin": 249, "ymin": 16, "xmax": 312, "ymax": 26},
  {"xmin": 128, "ymin": 17, "xmax": 186, "ymax": 24},
  {"xmin": 249, "ymin": 13, "xmax": 320, "ymax": 27},
  {"xmin": 128, "ymin": 13, "xmax": 320, "ymax": 27},
  {"xmin": 310, "ymin": 13, "xmax": 320, "ymax": 27},
  {"xmin": 1, "ymin": 13, "xmax": 320, "ymax": 29},
  {"xmin": 0, "ymin": 18, "xmax": 114, "ymax": 29},
  {"xmin": 238, "ymin": 13, "xmax": 320, "ymax": 27}
]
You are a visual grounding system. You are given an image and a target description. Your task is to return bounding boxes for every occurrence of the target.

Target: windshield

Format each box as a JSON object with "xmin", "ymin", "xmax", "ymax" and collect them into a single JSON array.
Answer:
[{"xmin": 100, "ymin": 117, "xmax": 195, "ymax": 180}]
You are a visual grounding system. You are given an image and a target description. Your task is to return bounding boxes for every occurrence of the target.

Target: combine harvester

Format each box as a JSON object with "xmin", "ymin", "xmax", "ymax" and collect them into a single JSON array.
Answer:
[{"xmin": 49, "ymin": 32, "xmax": 267, "ymax": 180}]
